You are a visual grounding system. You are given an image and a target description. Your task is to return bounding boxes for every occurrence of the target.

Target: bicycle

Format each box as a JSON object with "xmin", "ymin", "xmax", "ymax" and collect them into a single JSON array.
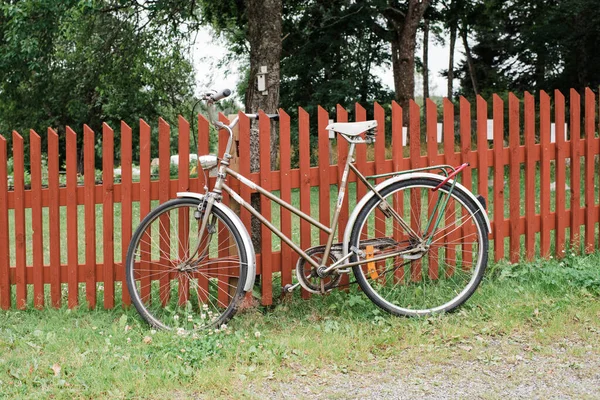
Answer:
[{"xmin": 126, "ymin": 89, "xmax": 491, "ymax": 330}]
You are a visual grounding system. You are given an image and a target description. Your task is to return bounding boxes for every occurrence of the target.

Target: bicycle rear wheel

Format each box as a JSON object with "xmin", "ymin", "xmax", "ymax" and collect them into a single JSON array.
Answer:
[
  {"xmin": 349, "ymin": 178, "xmax": 488, "ymax": 316},
  {"xmin": 126, "ymin": 198, "xmax": 248, "ymax": 330}
]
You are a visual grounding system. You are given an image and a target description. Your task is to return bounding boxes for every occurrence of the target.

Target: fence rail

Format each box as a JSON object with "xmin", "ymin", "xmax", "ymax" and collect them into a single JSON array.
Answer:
[{"xmin": 0, "ymin": 88, "xmax": 598, "ymax": 309}]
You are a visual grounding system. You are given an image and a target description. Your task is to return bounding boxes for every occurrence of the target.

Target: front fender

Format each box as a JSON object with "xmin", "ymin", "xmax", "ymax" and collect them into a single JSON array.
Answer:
[
  {"xmin": 176, "ymin": 192, "xmax": 256, "ymax": 291},
  {"xmin": 342, "ymin": 173, "xmax": 491, "ymax": 257}
]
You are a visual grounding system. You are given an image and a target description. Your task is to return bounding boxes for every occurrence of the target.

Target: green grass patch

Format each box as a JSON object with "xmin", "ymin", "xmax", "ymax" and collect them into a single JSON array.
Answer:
[{"xmin": 1, "ymin": 253, "xmax": 599, "ymax": 399}]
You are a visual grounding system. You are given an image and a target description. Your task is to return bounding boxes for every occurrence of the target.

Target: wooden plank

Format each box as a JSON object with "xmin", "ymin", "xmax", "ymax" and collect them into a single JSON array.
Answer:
[
  {"xmin": 237, "ymin": 112, "xmax": 253, "ymax": 304},
  {"xmin": 373, "ymin": 102, "xmax": 387, "ymax": 275},
  {"xmin": 426, "ymin": 99, "xmax": 439, "ymax": 279},
  {"xmin": 459, "ymin": 97, "xmax": 473, "ymax": 268},
  {"xmin": 178, "ymin": 116, "xmax": 190, "ymax": 306},
  {"xmin": 66, "ymin": 127, "xmax": 79, "ymax": 307},
  {"xmin": 555, "ymin": 91, "xmax": 566, "ymax": 257},
  {"xmin": 299, "ymin": 107, "xmax": 311, "ymax": 298},
  {"xmin": 259, "ymin": 111, "xmax": 273, "ymax": 305},
  {"xmin": 13, "ymin": 131, "xmax": 26, "ymax": 309},
  {"xmin": 570, "ymin": 89, "xmax": 581, "ymax": 253},
  {"xmin": 443, "ymin": 98, "xmax": 457, "ymax": 274},
  {"xmin": 508, "ymin": 93, "xmax": 521, "ymax": 263},
  {"xmin": 158, "ymin": 118, "xmax": 171, "ymax": 306},
  {"xmin": 335, "ymin": 105, "xmax": 351, "ymax": 289},
  {"xmin": 84, "ymin": 125, "xmax": 97, "ymax": 309},
  {"xmin": 584, "ymin": 88, "xmax": 596, "ymax": 253},
  {"xmin": 391, "ymin": 101, "xmax": 405, "ymax": 281},
  {"xmin": 120, "ymin": 122, "xmax": 133, "ymax": 306},
  {"xmin": 197, "ymin": 114, "xmax": 210, "ymax": 193},
  {"xmin": 139, "ymin": 119, "xmax": 152, "ymax": 302},
  {"xmin": 217, "ymin": 114, "xmax": 230, "ymax": 307},
  {"xmin": 318, "ymin": 106, "xmax": 330, "ymax": 245},
  {"xmin": 279, "ymin": 109, "xmax": 292, "ymax": 288},
  {"xmin": 524, "ymin": 92, "xmax": 536, "ymax": 260},
  {"xmin": 540, "ymin": 91, "xmax": 552, "ymax": 257},
  {"xmin": 493, "ymin": 94, "xmax": 505, "ymax": 261},
  {"xmin": 30, "ymin": 130, "xmax": 44, "ymax": 308},
  {"xmin": 102, "ymin": 123, "xmax": 115, "ymax": 308},
  {"xmin": 409, "ymin": 100, "xmax": 421, "ymax": 281},
  {"xmin": 0, "ymin": 135, "xmax": 9, "ymax": 309},
  {"xmin": 355, "ymin": 104, "xmax": 368, "ymax": 209},
  {"xmin": 476, "ymin": 96, "xmax": 489, "ymax": 217}
]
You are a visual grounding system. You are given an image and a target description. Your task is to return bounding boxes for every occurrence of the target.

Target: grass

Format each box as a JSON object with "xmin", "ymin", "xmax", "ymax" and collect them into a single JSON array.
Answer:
[{"xmin": 1, "ymin": 252, "xmax": 599, "ymax": 399}]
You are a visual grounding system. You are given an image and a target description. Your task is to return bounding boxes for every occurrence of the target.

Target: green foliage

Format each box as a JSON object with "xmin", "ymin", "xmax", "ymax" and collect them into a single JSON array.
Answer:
[
  {"xmin": 0, "ymin": 0, "xmax": 196, "ymax": 166},
  {"xmin": 456, "ymin": 0, "xmax": 600, "ymax": 99},
  {"xmin": 491, "ymin": 251, "xmax": 600, "ymax": 295}
]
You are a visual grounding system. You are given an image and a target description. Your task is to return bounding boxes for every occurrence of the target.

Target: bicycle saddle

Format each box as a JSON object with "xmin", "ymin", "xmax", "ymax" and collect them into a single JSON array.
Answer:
[{"xmin": 326, "ymin": 120, "xmax": 377, "ymax": 136}]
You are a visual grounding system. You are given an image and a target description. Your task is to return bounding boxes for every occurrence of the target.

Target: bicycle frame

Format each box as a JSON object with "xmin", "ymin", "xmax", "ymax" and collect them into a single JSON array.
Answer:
[{"xmin": 192, "ymin": 97, "xmax": 466, "ymax": 278}]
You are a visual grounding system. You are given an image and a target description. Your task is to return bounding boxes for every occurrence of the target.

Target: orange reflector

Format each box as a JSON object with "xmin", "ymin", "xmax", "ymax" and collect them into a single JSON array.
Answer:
[{"xmin": 366, "ymin": 245, "xmax": 378, "ymax": 280}]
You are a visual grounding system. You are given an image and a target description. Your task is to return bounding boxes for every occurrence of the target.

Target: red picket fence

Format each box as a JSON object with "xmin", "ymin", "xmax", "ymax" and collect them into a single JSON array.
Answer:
[{"xmin": 0, "ymin": 88, "xmax": 598, "ymax": 309}]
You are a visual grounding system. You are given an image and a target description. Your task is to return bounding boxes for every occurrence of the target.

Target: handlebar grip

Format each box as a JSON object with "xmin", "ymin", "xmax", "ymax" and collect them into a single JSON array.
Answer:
[{"xmin": 211, "ymin": 89, "xmax": 231, "ymax": 101}]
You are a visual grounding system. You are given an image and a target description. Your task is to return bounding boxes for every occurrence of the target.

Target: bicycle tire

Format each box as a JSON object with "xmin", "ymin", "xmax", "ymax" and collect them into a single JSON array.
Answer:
[
  {"xmin": 349, "ymin": 177, "xmax": 488, "ymax": 316},
  {"xmin": 126, "ymin": 198, "xmax": 248, "ymax": 330}
]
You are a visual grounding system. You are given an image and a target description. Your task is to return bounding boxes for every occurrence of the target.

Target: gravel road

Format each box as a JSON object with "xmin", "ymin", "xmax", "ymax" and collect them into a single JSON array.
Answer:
[{"xmin": 251, "ymin": 335, "xmax": 600, "ymax": 399}]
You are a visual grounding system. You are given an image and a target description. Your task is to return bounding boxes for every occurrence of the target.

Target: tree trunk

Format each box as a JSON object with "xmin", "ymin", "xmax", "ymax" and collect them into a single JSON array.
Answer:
[
  {"xmin": 460, "ymin": 26, "xmax": 478, "ymax": 96},
  {"xmin": 246, "ymin": 0, "xmax": 282, "ymax": 252},
  {"xmin": 423, "ymin": 18, "xmax": 430, "ymax": 101},
  {"xmin": 447, "ymin": 24, "xmax": 457, "ymax": 98},
  {"xmin": 388, "ymin": 0, "xmax": 431, "ymax": 122}
]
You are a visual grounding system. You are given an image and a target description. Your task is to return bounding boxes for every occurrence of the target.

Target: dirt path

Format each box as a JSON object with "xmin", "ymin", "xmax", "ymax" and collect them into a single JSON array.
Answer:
[{"xmin": 250, "ymin": 335, "xmax": 600, "ymax": 399}]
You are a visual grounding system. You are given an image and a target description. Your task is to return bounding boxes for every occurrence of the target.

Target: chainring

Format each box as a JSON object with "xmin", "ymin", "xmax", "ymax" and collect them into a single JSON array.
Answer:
[{"xmin": 295, "ymin": 248, "xmax": 342, "ymax": 294}]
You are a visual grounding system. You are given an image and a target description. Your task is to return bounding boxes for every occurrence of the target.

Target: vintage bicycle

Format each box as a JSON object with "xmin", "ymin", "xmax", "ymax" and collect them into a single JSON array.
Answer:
[{"xmin": 126, "ymin": 89, "xmax": 490, "ymax": 330}]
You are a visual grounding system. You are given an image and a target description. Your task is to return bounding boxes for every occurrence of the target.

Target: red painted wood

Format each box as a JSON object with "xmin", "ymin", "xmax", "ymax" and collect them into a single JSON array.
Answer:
[
  {"xmin": 12, "ymin": 132, "xmax": 26, "ymax": 309},
  {"xmin": 279, "ymin": 109, "xmax": 292, "ymax": 287},
  {"xmin": 0, "ymin": 136, "xmax": 9, "ymax": 309},
  {"xmin": 299, "ymin": 107, "xmax": 311, "ymax": 298},
  {"xmin": 476, "ymin": 96, "xmax": 489, "ymax": 220},
  {"xmin": 259, "ymin": 111, "xmax": 273, "ymax": 305},
  {"xmin": 373, "ymin": 102, "xmax": 387, "ymax": 275},
  {"xmin": 318, "ymin": 106, "xmax": 330, "ymax": 245},
  {"xmin": 30, "ymin": 130, "xmax": 44, "ymax": 308},
  {"xmin": 459, "ymin": 97, "xmax": 473, "ymax": 268},
  {"xmin": 508, "ymin": 93, "xmax": 521, "ymax": 263},
  {"xmin": 524, "ymin": 92, "xmax": 536, "ymax": 260},
  {"xmin": 391, "ymin": 101, "xmax": 405, "ymax": 281},
  {"xmin": 66, "ymin": 127, "xmax": 79, "ymax": 307},
  {"xmin": 554, "ymin": 91, "xmax": 566, "ymax": 257},
  {"xmin": 335, "ymin": 104, "xmax": 350, "ymax": 288},
  {"xmin": 540, "ymin": 91, "xmax": 552, "ymax": 257},
  {"xmin": 426, "ymin": 99, "xmax": 439, "ymax": 279},
  {"xmin": 195, "ymin": 114, "xmax": 210, "ymax": 303},
  {"xmin": 139, "ymin": 119, "xmax": 152, "ymax": 302},
  {"xmin": 409, "ymin": 100, "xmax": 422, "ymax": 281},
  {"xmin": 238, "ymin": 113, "xmax": 252, "ymax": 233},
  {"xmin": 158, "ymin": 118, "xmax": 171, "ymax": 306},
  {"xmin": 120, "ymin": 122, "xmax": 133, "ymax": 306},
  {"xmin": 493, "ymin": 94, "xmax": 505, "ymax": 261},
  {"xmin": 177, "ymin": 116, "xmax": 190, "ymax": 306},
  {"xmin": 443, "ymin": 98, "xmax": 457, "ymax": 274},
  {"xmin": 355, "ymin": 103, "xmax": 368, "ymax": 209},
  {"xmin": 217, "ymin": 114, "xmax": 230, "ymax": 307},
  {"xmin": 102, "ymin": 123, "xmax": 115, "ymax": 308},
  {"xmin": 570, "ymin": 89, "xmax": 581, "ymax": 253},
  {"xmin": 84, "ymin": 125, "xmax": 97, "ymax": 309},
  {"xmin": 584, "ymin": 88, "xmax": 596, "ymax": 253}
]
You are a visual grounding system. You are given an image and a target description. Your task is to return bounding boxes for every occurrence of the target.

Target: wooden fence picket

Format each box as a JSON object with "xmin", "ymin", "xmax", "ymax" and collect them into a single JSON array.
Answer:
[
  {"xmin": 30, "ymin": 130, "xmax": 44, "ymax": 308},
  {"xmin": 1, "ymin": 89, "xmax": 600, "ymax": 309},
  {"xmin": 0, "ymin": 135, "xmax": 9, "ymax": 309}
]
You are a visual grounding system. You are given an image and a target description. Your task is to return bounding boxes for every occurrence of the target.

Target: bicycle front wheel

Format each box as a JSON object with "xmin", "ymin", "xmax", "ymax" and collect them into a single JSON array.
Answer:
[
  {"xmin": 349, "ymin": 178, "xmax": 488, "ymax": 316},
  {"xmin": 126, "ymin": 198, "xmax": 248, "ymax": 330}
]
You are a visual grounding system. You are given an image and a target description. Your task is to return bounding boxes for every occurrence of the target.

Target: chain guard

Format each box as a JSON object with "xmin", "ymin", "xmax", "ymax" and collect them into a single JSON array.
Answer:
[{"xmin": 295, "ymin": 246, "xmax": 342, "ymax": 294}]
